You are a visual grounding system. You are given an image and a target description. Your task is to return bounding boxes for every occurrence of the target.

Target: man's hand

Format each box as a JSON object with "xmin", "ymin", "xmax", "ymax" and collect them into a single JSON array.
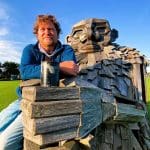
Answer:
[{"xmin": 59, "ymin": 61, "xmax": 79, "ymax": 76}]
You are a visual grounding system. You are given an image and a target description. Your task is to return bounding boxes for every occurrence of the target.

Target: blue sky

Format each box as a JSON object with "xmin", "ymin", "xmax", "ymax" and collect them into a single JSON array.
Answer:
[{"xmin": 0, "ymin": 0, "xmax": 150, "ymax": 64}]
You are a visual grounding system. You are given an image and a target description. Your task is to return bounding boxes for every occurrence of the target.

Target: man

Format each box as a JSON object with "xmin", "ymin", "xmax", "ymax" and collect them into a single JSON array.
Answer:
[{"xmin": 0, "ymin": 14, "xmax": 78, "ymax": 150}]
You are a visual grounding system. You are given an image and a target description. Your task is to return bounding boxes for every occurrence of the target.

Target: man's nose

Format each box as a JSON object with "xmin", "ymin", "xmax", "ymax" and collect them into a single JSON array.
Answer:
[{"xmin": 44, "ymin": 29, "xmax": 51, "ymax": 34}]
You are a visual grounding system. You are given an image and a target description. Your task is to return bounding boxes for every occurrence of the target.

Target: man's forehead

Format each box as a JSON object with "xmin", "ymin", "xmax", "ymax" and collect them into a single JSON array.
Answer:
[{"xmin": 38, "ymin": 21, "xmax": 54, "ymax": 27}]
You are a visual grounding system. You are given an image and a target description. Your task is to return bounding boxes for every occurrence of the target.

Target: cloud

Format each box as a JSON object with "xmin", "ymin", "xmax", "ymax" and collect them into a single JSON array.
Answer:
[
  {"xmin": 0, "ymin": 40, "xmax": 23, "ymax": 63},
  {"xmin": 0, "ymin": 2, "xmax": 11, "ymax": 37},
  {"xmin": 0, "ymin": 2, "xmax": 23, "ymax": 63},
  {"xmin": 0, "ymin": 3, "xmax": 10, "ymax": 21},
  {"xmin": 0, "ymin": 27, "xmax": 9, "ymax": 36}
]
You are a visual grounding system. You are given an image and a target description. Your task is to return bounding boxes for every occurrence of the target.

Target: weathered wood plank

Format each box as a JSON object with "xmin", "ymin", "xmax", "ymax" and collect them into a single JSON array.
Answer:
[
  {"xmin": 22, "ymin": 114, "xmax": 80, "ymax": 135},
  {"xmin": 23, "ymin": 128, "xmax": 77, "ymax": 146},
  {"xmin": 20, "ymin": 79, "xmax": 41, "ymax": 87},
  {"xmin": 130, "ymin": 131, "xmax": 143, "ymax": 150},
  {"xmin": 102, "ymin": 102, "xmax": 116, "ymax": 122},
  {"xmin": 24, "ymin": 138, "xmax": 70, "ymax": 150},
  {"xmin": 114, "ymin": 103, "xmax": 145, "ymax": 122},
  {"xmin": 104, "ymin": 124, "xmax": 114, "ymax": 144},
  {"xmin": 22, "ymin": 86, "xmax": 79, "ymax": 101},
  {"xmin": 120, "ymin": 126, "xmax": 129, "ymax": 140},
  {"xmin": 21, "ymin": 99, "xmax": 82, "ymax": 118},
  {"xmin": 121, "ymin": 140, "xmax": 130, "ymax": 150},
  {"xmin": 113, "ymin": 132, "xmax": 122, "ymax": 150},
  {"xmin": 99, "ymin": 143, "xmax": 112, "ymax": 150},
  {"xmin": 79, "ymin": 87, "xmax": 102, "ymax": 137}
]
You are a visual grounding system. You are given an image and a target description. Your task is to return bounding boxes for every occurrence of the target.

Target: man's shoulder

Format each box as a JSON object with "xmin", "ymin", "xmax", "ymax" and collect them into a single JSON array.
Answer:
[
  {"xmin": 23, "ymin": 43, "xmax": 39, "ymax": 53},
  {"xmin": 24, "ymin": 43, "xmax": 37, "ymax": 50},
  {"xmin": 62, "ymin": 44, "xmax": 74, "ymax": 52}
]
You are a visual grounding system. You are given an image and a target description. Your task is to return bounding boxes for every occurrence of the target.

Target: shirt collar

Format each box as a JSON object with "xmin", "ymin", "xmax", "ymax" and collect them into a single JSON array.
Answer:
[
  {"xmin": 38, "ymin": 40, "xmax": 63, "ymax": 58},
  {"xmin": 38, "ymin": 43, "xmax": 54, "ymax": 58}
]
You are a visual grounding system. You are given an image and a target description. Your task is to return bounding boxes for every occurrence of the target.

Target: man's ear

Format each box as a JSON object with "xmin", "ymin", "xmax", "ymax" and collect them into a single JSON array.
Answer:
[
  {"xmin": 66, "ymin": 35, "xmax": 72, "ymax": 44},
  {"xmin": 111, "ymin": 28, "xmax": 118, "ymax": 42}
]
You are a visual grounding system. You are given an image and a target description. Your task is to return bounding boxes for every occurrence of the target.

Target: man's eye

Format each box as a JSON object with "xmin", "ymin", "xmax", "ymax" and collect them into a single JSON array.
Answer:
[
  {"xmin": 48, "ymin": 28, "xmax": 54, "ymax": 32},
  {"xmin": 40, "ymin": 28, "xmax": 45, "ymax": 32}
]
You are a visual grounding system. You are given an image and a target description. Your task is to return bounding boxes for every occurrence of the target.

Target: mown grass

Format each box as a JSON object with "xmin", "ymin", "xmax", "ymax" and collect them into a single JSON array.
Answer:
[
  {"xmin": 0, "ymin": 80, "xmax": 20, "ymax": 111},
  {"xmin": 145, "ymin": 77, "xmax": 150, "ymax": 102},
  {"xmin": 145, "ymin": 76, "xmax": 150, "ymax": 120}
]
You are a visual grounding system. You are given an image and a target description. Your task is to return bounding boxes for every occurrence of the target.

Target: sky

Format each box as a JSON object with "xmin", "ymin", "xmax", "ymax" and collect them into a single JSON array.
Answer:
[{"xmin": 0, "ymin": 0, "xmax": 150, "ymax": 65}]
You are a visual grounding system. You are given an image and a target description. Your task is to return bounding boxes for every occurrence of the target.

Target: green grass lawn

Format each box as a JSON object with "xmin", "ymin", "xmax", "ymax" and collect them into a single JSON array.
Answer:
[
  {"xmin": 145, "ymin": 76, "xmax": 150, "ymax": 121},
  {"xmin": 0, "ymin": 80, "xmax": 20, "ymax": 111},
  {"xmin": 145, "ymin": 77, "xmax": 150, "ymax": 102}
]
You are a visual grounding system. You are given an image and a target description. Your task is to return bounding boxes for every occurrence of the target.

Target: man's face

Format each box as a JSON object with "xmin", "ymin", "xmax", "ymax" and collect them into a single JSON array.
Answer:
[
  {"xmin": 67, "ymin": 19, "xmax": 111, "ymax": 53},
  {"xmin": 36, "ymin": 21, "xmax": 58, "ymax": 49}
]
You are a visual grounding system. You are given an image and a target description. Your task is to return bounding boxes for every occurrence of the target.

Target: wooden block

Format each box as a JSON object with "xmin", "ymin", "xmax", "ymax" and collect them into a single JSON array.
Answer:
[
  {"xmin": 24, "ymin": 138, "xmax": 70, "ymax": 150},
  {"xmin": 79, "ymin": 87, "xmax": 102, "ymax": 137},
  {"xmin": 113, "ymin": 103, "xmax": 145, "ymax": 123},
  {"xmin": 23, "ymin": 128, "xmax": 77, "ymax": 146},
  {"xmin": 20, "ymin": 79, "xmax": 41, "ymax": 87},
  {"xmin": 121, "ymin": 140, "xmax": 130, "ymax": 150},
  {"xmin": 102, "ymin": 102, "xmax": 116, "ymax": 122},
  {"xmin": 130, "ymin": 131, "xmax": 143, "ymax": 150},
  {"xmin": 104, "ymin": 125, "xmax": 114, "ymax": 144},
  {"xmin": 21, "ymin": 99, "xmax": 82, "ymax": 118},
  {"xmin": 98, "ymin": 143, "xmax": 112, "ymax": 150},
  {"xmin": 22, "ymin": 87, "xmax": 79, "ymax": 101},
  {"xmin": 113, "ymin": 131, "xmax": 122, "ymax": 150},
  {"xmin": 22, "ymin": 114, "xmax": 80, "ymax": 135},
  {"xmin": 120, "ymin": 126, "xmax": 129, "ymax": 140}
]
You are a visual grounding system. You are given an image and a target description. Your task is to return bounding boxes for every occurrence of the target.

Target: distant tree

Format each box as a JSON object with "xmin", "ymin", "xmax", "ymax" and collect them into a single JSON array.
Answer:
[
  {"xmin": 0, "ymin": 68, "xmax": 2, "ymax": 77},
  {"xmin": 2, "ymin": 61, "xmax": 19, "ymax": 79}
]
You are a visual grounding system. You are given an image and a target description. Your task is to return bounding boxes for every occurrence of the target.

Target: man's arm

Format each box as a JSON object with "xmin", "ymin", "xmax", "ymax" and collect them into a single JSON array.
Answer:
[
  {"xmin": 19, "ymin": 45, "xmax": 41, "ymax": 80},
  {"xmin": 59, "ymin": 61, "xmax": 79, "ymax": 76}
]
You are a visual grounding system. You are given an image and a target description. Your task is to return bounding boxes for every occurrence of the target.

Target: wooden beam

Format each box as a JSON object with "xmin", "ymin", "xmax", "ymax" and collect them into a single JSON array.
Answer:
[
  {"xmin": 23, "ymin": 128, "xmax": 77, "ymax": 146},
  {"xmin": 22, "ymin": 114, "xmax": 80, "ymax": 135},
  {"xmin": 21, "ymin": 99, "xmax": 82, "ymax": 118},
  {"xmin": 22, "ymin": 87, "xmax": 79, "ymax": 101}
]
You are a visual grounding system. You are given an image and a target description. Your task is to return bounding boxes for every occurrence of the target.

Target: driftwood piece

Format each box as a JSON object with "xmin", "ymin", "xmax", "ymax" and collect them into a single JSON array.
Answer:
[
  {"xmin": 22, "ymin": 114, "xmax": 80, "ymax": 135},
  {"xmin": 22, "ymin": 87, "xmax": 79, "ymax": 101},
  {"xmin": 21, "ymin": 99, "xmax": 82, "ymax": 118}
]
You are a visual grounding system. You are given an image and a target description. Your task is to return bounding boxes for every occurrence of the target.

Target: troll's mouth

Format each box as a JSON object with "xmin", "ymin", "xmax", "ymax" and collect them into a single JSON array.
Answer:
[{"xmin": 80, "ymin": 43, "xmax": 100, "ymax": 50}]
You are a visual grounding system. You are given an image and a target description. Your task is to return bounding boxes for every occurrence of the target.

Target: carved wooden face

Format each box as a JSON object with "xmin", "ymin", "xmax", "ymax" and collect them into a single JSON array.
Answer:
[{"xmin": 67, "ymin": 18, "xmax": 111, "ymax": 53}]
